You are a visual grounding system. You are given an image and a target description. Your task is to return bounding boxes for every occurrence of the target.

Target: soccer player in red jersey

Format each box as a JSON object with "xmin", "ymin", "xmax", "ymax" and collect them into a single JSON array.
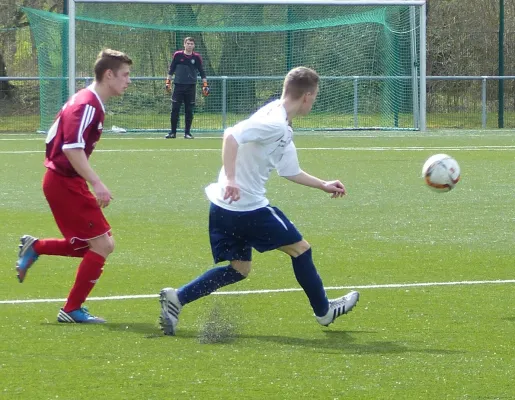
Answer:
[{"xmin": 15, "ymin": 49, "xmax": 132, "ymax": 323}]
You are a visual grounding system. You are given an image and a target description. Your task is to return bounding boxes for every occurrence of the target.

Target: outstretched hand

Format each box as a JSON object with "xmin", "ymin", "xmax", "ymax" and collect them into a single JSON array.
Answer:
[{"xmin": 322, "ymin": 180, "xmax": 346, "ymax": 198}]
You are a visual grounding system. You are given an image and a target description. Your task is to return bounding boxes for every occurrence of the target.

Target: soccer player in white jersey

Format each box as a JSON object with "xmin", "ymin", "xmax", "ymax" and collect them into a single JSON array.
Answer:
[
  {"xmin": 15, "ymin": 49, "xmax": 132, "ymax": 323},
  {"xmin": 159, "ymin": 67, "xmax": 359, "ymax": 335}
]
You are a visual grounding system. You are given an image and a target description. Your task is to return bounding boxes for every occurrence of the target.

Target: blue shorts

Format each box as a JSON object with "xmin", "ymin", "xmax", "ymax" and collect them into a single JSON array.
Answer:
[{"xmin": 209, "ymin": 202, "xmax": 303, "ymax": 263}]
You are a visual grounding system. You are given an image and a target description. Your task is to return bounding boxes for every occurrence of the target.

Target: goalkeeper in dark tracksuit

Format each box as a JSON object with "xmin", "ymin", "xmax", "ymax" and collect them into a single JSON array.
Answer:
[{"xmin": 165, "ymin": 37, "xmax": 209, "ymax": 139}]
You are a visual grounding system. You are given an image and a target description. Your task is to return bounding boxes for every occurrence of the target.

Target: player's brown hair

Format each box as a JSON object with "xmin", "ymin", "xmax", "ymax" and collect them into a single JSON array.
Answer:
[
  {"xmin": 184, "ymin": 37, "xmax": 195, "ymax": 44},
  {"xmin": 94, "ymin": 49, "xmax": 133, "ymax": 82},
  {"xmin": 282, "ymin": 67, "xmax": 319, "ymax": 100}
]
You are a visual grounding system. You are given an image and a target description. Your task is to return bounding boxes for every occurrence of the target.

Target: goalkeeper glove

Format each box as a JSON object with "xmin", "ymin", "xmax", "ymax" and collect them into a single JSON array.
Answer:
[
  {"xmin": 202, "ymin": 81, "xmax": 210, "ymax": 97},
  {"xmin": 165, "ymin": 78, "xmax": 172, "ymax": 93}
]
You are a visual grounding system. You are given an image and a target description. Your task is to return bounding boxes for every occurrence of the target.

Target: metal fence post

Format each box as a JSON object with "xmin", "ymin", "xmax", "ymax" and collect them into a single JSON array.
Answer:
[
  {"xmin": 222, "ymin": 76, "xmax": 227, "ymax": 130},
  {"xmin": 481, "ymin": 77, "xmax": 487, "ymax": 129},
  {"xmin": 353, "ymin": 76, "xmax": 358, "ymax": 128}
]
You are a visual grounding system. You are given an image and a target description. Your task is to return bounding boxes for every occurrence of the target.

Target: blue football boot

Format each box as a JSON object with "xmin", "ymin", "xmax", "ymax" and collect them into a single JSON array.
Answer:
[
  {"xmin": 16, "ymin": 235, "xmax": 39, "ymax": 283},
  {"xmin": 57, "ymin": 307, "xmax": 106, "ymax": 323}
]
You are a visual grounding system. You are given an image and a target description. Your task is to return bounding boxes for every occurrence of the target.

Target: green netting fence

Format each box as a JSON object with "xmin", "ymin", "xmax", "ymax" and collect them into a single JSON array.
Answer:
[{"xmin": 23, "ymin": 3, "xmax": 422, "ymax": 132}]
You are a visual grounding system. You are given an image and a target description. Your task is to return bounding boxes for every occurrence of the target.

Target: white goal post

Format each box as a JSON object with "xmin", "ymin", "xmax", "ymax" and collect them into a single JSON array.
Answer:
[{"xmin": 66, "ymin": 0, "xmax": 427, "ymax": 130}]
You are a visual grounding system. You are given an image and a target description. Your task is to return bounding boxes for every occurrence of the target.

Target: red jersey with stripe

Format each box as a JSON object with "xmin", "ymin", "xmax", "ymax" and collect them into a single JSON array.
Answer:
[{"xmin": 44, "ymin": 85, "xmax": 105, "ymax": 177}]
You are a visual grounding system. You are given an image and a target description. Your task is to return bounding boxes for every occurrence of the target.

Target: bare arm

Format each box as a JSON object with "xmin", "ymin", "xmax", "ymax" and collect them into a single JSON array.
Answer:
[
  {"xmin": 284, "ymin": 171, "xmax": 346, "ymax": 198},
  {"xmin": 63, "ymin": 148, "xmax": 112, "ymax": 208},
  {"xmin": 222, "ymin": 131, "xmax": 240, "ymax": 203}
]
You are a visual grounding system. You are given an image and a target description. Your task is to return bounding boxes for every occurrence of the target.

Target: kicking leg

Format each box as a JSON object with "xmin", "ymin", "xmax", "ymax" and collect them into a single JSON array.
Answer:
[
  {"xmin": 281, "ymin": 240, "xmax": 359, "ymax": 326},
  {"xmin": 281, "ymin": 240, "xmax": 329, "ymax": 317}
]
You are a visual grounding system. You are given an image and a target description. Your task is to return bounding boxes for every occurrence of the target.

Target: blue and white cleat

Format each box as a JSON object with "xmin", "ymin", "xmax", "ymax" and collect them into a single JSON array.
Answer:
[
  {"xmin": 316, "ymin": 290, "xmax": 360, "ymax": 327},
  {"xmin": 159, "ymin": 287, "xmax": 182, "ymax": 336},
  {"xmin": 16, "ymin": 235, "xmax": 39, "ymax": 283},
  {"xmin": 57, "ymin": 307, "xmax": 106, "ymax": 324}
]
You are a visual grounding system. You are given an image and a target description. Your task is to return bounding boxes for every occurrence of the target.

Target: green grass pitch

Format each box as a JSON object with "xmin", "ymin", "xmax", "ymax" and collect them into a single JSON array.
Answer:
[{"xmin": 0, "ymin": 130, "xmax": 514, "ymax": 399}]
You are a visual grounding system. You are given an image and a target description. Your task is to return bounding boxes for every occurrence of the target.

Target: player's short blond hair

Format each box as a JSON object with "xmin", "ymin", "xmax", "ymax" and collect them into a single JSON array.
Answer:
[
  {"xmin": 282, "ymin": 67, "xmax": 319, "ymax": 100},
  {"xmin": 94, "ymin": 49, "xmax": 133, "ymax": 82}
]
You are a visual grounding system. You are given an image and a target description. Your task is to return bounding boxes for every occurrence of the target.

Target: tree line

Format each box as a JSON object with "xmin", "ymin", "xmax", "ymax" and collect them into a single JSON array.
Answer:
[{"xmin": 1, "ymin": 0, "xmax": 514, "ymax": 110}]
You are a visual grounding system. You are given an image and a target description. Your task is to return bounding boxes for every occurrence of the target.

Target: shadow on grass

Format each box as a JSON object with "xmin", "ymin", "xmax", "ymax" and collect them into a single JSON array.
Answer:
[
  {"xmin": 41, "ymin": 317, "xmax": 466, "ymax": 355},
  {"xmin": 97, "ymin": 321, "xmax": 463, "ymax": 355},
  {"xmin": 42, "ymin": 321, "xmax": 464, "ymax": 354},
  {"xmin": 41, "ymin": 321, "xmax": 165, "ymax": 338},
  {"xmin": 103, "ymin": 322, "xmax": 204, "ymax": 340},
  {"xmin": 104, "ymin": 322, "xmax": 163, "ymax": 338},
  {"xmin": 41, "ymin": 320, "xmax": 208, "ymax": 340},
  {"xmin": 235, "ymin": 330, "xmax": 463, "ymax": 355}
]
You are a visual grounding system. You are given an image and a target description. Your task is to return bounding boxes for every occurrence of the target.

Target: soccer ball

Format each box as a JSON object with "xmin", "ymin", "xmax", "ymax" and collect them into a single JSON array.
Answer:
[{"xmin": 422, "ymin": 154, "xmax": 461, "ymax": 192}]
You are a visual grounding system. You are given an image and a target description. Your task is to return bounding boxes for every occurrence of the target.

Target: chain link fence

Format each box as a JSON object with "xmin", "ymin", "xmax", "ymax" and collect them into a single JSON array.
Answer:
[{"xmin": 2, "ymin": 26, "xmax": 515, "ymax": 132}]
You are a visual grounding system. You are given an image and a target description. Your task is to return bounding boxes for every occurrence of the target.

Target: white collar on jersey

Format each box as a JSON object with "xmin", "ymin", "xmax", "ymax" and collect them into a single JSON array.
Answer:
[
  {"xmin": 268, "ymin": 99, "xmax": 288, "ymax": 121},
  {"xmin": 87, "ymin": 84, "xmax": 106, "ymax": 113}
]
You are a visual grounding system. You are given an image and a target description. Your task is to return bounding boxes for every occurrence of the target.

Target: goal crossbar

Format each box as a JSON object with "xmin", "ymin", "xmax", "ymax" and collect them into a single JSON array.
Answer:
[
  {"xmin": 65, "ymin": 0, "xmax": 427, "ymax": 130},
  {"xmin": 74, "ymin": 0, "xmax": 426, "ymax": 4}
]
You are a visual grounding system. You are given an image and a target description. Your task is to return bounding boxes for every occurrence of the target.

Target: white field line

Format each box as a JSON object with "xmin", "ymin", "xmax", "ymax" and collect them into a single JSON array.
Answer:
[
  {"xmin": 1, "ymin": 279, "xmax": 514, "ymax": 305},
  {"xmin": 0, "ymin": 130, "xmax": 513, "ymax": 140},
  {"xmin": 0, "ymin": 136, "xmax": 223, "ymax": 141},
  {"xmin": 4, "ymin": 146, "xmax": 515, "ymax": 155}
]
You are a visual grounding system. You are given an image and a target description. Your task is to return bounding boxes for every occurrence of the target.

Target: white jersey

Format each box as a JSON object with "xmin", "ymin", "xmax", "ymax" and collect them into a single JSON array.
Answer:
[{"xmin": 205, "ymin": 100, "xmax": 302, "ymax": 211}]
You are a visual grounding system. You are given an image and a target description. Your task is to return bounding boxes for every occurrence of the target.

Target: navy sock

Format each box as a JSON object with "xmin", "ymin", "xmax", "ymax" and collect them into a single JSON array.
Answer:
[
  {"xmin": 177, "ymin": 265, "xmax": 246, "ymax": 305},
  {"xmin": 291, "ymin": 248, "xmax": 329, "ymax": 317}
]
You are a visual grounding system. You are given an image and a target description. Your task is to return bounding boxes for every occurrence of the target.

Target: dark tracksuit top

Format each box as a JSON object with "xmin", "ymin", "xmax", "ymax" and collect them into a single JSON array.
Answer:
[{"xmin": 168, "ymin": 51, "xmax": 206, "ymax": 84}]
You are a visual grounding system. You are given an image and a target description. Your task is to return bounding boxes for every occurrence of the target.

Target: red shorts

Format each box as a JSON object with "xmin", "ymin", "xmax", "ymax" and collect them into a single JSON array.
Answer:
[{"xmin": 42, "ymin": 168, "xmax": 111, "ymax": 246}]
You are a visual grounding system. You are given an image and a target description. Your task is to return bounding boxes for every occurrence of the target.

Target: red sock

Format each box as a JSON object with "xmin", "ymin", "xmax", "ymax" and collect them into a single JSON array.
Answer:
[
  {"xmin": 33, "ymin": 239, "xmax": 88, "ymax": 258},
  {"xmin": 63, "ymin": 251, "xmax": 105, "ymax": 312}
]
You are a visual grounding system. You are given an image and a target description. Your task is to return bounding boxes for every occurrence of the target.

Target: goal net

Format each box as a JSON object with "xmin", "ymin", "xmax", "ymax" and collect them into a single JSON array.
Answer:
[{"xmin": 24, "ymin": 1, "xmax": 426, "ymax": 132}]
